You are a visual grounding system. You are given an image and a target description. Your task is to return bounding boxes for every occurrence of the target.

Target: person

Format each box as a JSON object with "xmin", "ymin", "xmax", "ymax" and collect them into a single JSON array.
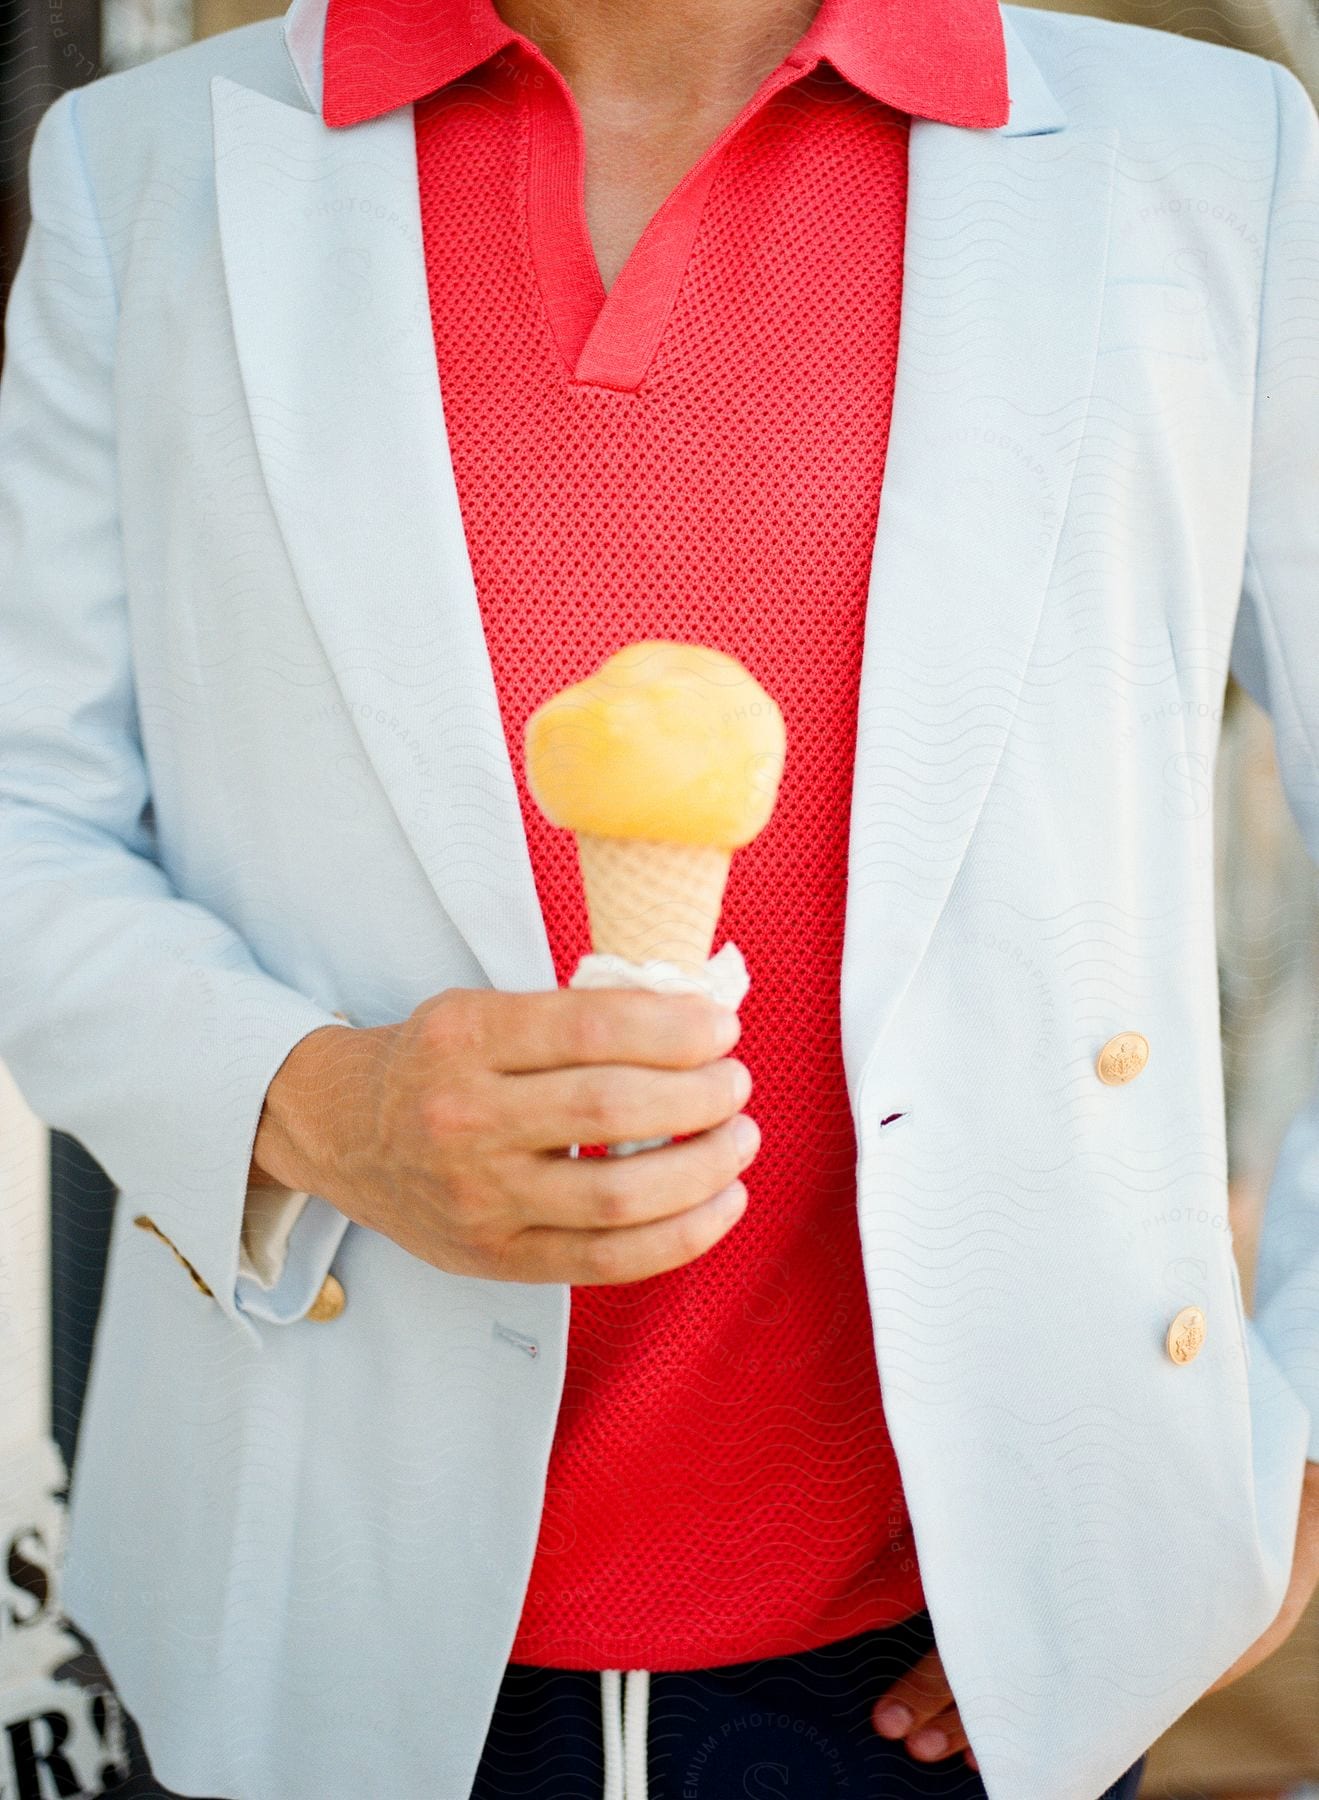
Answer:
[{"xmin": 1, "ymin": 0, "xmax": 1318, "ymax": 1792}]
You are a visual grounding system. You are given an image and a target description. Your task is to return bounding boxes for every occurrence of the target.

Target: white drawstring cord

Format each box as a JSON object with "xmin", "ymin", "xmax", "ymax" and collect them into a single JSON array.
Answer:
[
  {"xmin": 601, "ymin": 1671, "xmax": 624, "ymax": 1800},
  {"xmin": 600, "ymin": 1668, "xmax": 649, "ymax": 1800},
  {"xmin": 624, "ymin": 1669, "xmax": 650, "ymax": 1799}
]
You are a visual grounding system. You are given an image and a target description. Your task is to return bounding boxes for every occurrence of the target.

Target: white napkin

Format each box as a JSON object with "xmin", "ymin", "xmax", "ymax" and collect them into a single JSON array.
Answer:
[{"xmin": 567, "ymin": 942, "xmax": 750, "ymax": 1154}]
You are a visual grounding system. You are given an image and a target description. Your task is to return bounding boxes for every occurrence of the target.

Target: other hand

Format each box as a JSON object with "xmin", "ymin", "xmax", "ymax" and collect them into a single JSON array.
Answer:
[
  {"xmin": 252, "ymin": 985, "xmax": 760, "ymax": 1285},
  {"xmin": 872, "ymin": 1644, "xmax": 978, "ymax": 1771},
  {"xmin": 870, "ymin": 1460, "xmax": 1319, "ymax": 1773}
]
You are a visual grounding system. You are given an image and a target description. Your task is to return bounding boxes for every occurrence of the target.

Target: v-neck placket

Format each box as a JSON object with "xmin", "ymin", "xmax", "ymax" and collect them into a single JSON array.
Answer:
[{"xmin": 520, "ymin": 45, "xmax": 820, "ymax": 394}]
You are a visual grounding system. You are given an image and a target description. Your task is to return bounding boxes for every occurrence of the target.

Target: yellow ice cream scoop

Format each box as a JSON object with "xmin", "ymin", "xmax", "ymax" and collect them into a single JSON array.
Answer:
[
  {"xmin": 525, "ymin": 640, "xmax": 785, "ymax": 848},
  {"xmin": 525, "ymin": 642, "xmax": 786, "ymax": 974}
]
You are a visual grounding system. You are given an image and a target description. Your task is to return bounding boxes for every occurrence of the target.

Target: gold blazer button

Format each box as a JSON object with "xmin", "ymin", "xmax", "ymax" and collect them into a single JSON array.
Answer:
[
  {"xmin": 1096, "ymin": 1031, "xmax": 1150, "ymax": 1085},
  {"xmin": 307, "ymin": 1273, "xmax": 346, "ymax": 1322},
  {"xmin": 1166, "ymin": 1305, "xmax": 1207, "ymax": 1364}
]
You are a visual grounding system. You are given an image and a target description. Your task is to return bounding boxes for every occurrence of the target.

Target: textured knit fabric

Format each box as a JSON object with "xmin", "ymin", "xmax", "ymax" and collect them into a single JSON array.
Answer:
[{"xmin": 321, "ymin": 0, "xmax": 1009, "ymax": 1669}]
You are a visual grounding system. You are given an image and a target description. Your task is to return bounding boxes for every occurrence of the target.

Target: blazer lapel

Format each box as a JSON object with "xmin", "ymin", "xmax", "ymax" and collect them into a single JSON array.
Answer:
[
  {"xmin": 841, "ymin": 19, "xmax": 1118, "ymax": 1097},
  {"xmin": 212, "ymin": 72, "xmax": 555, "ymax": 996}
]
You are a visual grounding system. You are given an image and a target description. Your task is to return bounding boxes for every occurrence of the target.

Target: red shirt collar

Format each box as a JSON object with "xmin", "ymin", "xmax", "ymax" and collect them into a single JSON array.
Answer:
[{"xmin": 322, "ymin": 0, "xmax": 1010, "ymax": 132}]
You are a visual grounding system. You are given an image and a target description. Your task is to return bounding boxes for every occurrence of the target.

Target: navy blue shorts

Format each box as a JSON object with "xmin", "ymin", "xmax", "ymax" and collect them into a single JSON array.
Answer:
[{"xmin": 470, "ymin": 1608, "xmax": 1148, "ymax": 1798}]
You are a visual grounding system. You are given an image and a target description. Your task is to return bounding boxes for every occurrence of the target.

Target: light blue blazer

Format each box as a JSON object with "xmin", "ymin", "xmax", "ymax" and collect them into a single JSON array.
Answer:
[{"xmin": 1, "ymin": 2, "xmax": 1317, "ymax": 1796}]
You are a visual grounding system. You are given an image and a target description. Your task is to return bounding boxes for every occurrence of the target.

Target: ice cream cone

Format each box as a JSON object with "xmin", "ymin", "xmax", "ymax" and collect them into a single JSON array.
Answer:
[
  {"xmin": 525, "ymin": 641, "xmax": 786, "ymax": 979},
  {"xmin": 575, "ymin": 833, "xmax": 731, "ymax": 975}
]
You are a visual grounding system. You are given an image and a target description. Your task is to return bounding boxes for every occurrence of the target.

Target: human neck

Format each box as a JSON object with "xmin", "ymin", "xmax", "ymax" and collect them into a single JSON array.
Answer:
[{"xmin": 493, "ymin": 0, "xmax": 824, "ymax": 121}]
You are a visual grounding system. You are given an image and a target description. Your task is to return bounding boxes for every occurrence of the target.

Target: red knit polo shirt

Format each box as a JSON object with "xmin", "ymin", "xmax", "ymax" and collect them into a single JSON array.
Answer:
[{"xmin": 322, "ymin": 0, "xmax": 1009, "ymax": 1670}]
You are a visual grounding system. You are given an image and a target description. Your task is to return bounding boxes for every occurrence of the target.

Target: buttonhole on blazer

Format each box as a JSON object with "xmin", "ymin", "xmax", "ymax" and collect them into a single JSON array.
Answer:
[{"xmin": 494, "ymin": 1320, "xmax": 540, "ymax": 1359}]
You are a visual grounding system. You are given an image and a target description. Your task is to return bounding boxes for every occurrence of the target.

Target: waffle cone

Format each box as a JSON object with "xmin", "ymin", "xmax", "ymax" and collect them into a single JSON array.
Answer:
[{"xmin": 575, "ymin": 833, "xmax": 731, "ymax": 975}]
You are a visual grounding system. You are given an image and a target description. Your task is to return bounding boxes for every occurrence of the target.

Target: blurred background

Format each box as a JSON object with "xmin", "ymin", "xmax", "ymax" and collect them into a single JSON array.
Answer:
[{"xmin": 0, "ymin": 0, "xmax": 1317, "ymax": 1794}]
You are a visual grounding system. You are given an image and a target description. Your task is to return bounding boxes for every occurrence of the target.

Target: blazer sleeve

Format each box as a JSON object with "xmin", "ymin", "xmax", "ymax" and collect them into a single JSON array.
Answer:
[
  {"xmin": 1228, "ymin": 60, "xmax": 1319, "ymax": 1461},
  {"xmin": 0, "ymin": 88, "xmax": 351, "ymax": 1347}
]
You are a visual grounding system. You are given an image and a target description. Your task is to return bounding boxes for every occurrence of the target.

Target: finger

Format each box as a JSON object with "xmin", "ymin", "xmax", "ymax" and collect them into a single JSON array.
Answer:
[
  {"xmin": 500, "ymin": 1179, "xmax": 750, "ymax": 1286},
  {"xmin": 872, "ymin": 1647, "xmax": 954, "ymax": 1737},
  {"xmin": 499, "ymin": 1057, "xmax": 752, "ymax": 1150},
  {"xmin": 528, "ymin": 1114, "xmax": 762, "ymax": 1229},
  {"xmin": 480, "ymin": 986, "xmax": 741, "ymax": 1073},
  {"xmin": 904, "ymin": 1705, "xmax": 970, "ymax": 1762}
]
